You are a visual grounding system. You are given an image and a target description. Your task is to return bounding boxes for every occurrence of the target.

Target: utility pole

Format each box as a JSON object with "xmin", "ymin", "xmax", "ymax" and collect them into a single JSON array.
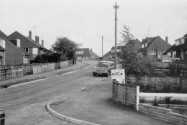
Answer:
[
  {"xmin": 102, "ymin": 35, "xmax": 104, "ymax": 57},
  {"xmin": 113, "ymin": 2, "xmax": 119, "ymax": 69}
]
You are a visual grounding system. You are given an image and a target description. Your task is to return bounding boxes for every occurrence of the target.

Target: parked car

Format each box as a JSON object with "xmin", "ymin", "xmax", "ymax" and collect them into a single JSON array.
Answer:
[{"xmin": 93, "ymin": 61, "xmax": 114, "ymax": 77}]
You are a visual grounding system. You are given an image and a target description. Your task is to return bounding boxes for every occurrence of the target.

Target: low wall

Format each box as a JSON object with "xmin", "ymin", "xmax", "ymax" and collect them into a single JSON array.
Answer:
[
  {"xmin": 112, "ymin": 82, "xmax": 140, "ymax": 111},
  {"xmin": 139, "ymin": 103, "xmax": 187, "ymax": 125}
]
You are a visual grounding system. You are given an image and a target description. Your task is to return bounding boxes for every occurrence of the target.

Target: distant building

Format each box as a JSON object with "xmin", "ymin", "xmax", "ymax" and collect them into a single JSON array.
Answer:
[
  {"xmin": 0, "ymin": 30, "xmax": 23, "ymax": 65},
  {"xmin": 75, "ymin": 48, "xmax": 98, "ymax": 60},
  {"xmin": 164, "ymin": 34, "xmax": 187, "ymax": 63},
  {"xmin": 140, "ymin": 36, "xmax": 171, "ymax": 60},
  {"xmin": 103, "ymin": 39, "xmax": 141, "ymax": 60},
  {"xmin": 8, "ymin": 31, "xmax": 51, "ymax": 64}
]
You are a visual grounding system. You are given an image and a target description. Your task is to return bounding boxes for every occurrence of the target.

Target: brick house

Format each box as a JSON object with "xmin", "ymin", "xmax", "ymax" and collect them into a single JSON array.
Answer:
[
  {"xmin": 164, "ymin": 34, "xmax": 187, "ymax": 64},
  {"xmin": 140, "ymin": 36, "xmax": 171, "ymax": 60},
  {"xmin": 8, "ymin": 31, "xmax": 48, "ymax": 64},
  {"xmin": 0, "ymin": 30, "xmax": 23, "ymax": 65}
]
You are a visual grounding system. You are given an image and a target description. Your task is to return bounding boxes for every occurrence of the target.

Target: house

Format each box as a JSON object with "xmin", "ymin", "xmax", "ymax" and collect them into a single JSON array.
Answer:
[
  {"xmin": 103, "ymin": 39, "xmax": 141, "ymax": 60},
  {"xmin": 8, "ymin": 31, "xmax": 49, "ymax": 64},
  {"xmin": 0, "ymin": 30, "xmax": 23, "ymax": 65},
  {"xmin": 164, "ymin": 34, "xmax": 187, "ymax": 63},
  {"xmin": 75, "ymin": 48, "xmax": 98, "ymax": 60},
  {"xmin": 140, "ymin": 36, "xmax": 171, "ymax": 60}
]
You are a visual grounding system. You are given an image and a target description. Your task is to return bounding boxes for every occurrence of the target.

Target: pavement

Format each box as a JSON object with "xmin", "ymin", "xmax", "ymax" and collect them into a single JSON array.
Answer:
[
  {"xmin": 0, "ymin": 61, "xmax": 88, "ymax": 88},
  {"xmin": 0, "ymin": 60, "xmax": 172, "ymax": 125}
]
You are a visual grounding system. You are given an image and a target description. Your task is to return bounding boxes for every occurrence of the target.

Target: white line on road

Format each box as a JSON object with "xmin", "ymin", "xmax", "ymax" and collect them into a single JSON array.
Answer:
[
  {"xmin": 61, "ymin": 70, "xmax": 78, "ymax": 76},
  {"xmin": 10, "ymin": 78, "xmax": 46, "ymax": 88}
]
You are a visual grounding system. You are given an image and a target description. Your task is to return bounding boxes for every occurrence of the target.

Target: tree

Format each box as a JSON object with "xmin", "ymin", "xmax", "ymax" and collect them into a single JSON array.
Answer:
[
  {"xmin": 121, "ymin": 25, "xmax": 134, "ymax": 43},
  {"xmin": 52, "ymin": 37, "xmax": 78, "ymax": 62},
  {"xmin": 119, "ymin": 45, "xmax": 153, "ymax": 76}
]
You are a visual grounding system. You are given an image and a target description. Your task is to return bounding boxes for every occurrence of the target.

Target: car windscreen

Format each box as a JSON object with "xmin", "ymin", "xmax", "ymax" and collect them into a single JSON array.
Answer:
[{"xmin": 97, "ymin": 63, "xmax": 109, "ymax": 68}]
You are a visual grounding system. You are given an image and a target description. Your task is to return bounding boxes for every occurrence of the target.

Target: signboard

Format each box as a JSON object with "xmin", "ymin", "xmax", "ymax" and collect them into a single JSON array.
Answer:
[{"xmin": 111, "ymin": 69, "xmax": 125, "ymax": 84}]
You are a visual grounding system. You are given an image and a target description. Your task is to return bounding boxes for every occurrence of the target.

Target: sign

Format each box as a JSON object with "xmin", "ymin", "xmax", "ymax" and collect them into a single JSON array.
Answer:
[{"xmin": 111, "ymin": 69, "xmax": 125, "ymax": 84}]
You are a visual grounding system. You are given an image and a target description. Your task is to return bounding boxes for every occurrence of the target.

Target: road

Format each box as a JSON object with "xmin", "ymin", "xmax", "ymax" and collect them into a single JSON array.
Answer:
[{"xmin": 0, "ymin": 61, "xmax": 171, "ymax": 125}]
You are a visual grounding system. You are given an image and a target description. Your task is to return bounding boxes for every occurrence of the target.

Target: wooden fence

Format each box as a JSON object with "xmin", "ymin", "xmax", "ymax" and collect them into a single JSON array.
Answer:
[
  {"xmin": 0, "ymin": 66, "xmax": 23, "ymax": 81},
  {"xmin": 112, "ymin": 81, "xmax": 140, "ymax": 111},
  {"xmin": 0, "ymin": 61, "xmax": 70, "ymax": 81}
]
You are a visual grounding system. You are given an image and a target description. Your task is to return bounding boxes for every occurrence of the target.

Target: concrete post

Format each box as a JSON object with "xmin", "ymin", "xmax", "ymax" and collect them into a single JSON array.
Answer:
[{"xmin": 136, "ymin": 86, "xmax": 140, "ymax": 111}]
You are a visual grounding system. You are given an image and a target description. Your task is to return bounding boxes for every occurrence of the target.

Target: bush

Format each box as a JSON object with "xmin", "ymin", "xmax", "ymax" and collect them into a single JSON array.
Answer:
[
  {"xmin": 120, "ymin": 49, "xmax": 153, "ymax": 76},
  {"xmin": 31, "ymin": 53, "xmax": 61, "ymax": 63}
]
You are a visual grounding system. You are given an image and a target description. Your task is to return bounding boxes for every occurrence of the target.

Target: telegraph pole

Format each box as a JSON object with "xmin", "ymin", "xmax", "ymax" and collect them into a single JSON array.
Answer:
[
  {"xmin": 113, "ymin": 2, "xmax": 119, "ymax": 69},
  {"xmin": 102, "ymin": 35, "xmax": 104, "ymax": 57}
]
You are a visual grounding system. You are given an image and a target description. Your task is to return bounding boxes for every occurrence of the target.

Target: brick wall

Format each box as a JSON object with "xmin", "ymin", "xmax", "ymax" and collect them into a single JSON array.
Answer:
[
  {"xmin": 112, "ymin": 82, "xmax": 140, "ymax": 111},
  {"xmin": 139, "ymin": 103, "xmax": 187, "ymax": 125}
]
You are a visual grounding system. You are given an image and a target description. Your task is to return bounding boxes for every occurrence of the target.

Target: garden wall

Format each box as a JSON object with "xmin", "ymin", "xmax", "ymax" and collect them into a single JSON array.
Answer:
[
  {"xmin": 112, "ymin": 82, "xmax": 140, "ymax": 111},
  {"xmin": 139, "ymin": 103, "xmax": 187, "ymax": 125}
]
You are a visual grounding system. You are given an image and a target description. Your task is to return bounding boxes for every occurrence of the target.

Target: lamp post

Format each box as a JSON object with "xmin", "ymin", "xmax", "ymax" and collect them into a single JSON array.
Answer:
[{"xmin": 113, "ymin": 2, "xmax": 119, "ymax": 69}]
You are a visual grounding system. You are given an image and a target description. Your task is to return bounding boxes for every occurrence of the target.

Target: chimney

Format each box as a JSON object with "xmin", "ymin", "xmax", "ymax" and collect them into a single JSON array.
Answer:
[
  {"xmin": 28, "ymin": 30, "xmax": 32, "ymax": 40},
  {"xmin": 41, "ymin": 40, "xmax": 44, "ymax": 47},
  {"xmin": 35, "ymin": 36, "xmax": 39, "ymax": 45},
  {"xmin": 165, "ymin": 36, "xmax": 168, "ymax": 43}
]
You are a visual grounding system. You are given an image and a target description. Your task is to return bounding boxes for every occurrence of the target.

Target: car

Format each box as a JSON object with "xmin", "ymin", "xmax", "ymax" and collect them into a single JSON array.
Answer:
[{"xmin": 93, "ymin": 61, "xmax": 114, "ymax": 77}]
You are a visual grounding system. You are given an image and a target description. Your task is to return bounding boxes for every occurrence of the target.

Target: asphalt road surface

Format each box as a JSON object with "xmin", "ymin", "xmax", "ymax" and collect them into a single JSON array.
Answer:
[{"xmin": 0, "ymin": 61, "xmax": 171, "ymax": 125}]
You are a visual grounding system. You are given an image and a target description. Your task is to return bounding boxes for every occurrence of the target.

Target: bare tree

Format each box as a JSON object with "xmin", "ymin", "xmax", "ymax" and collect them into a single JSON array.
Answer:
[{"xmin": 121, "ymin": 25, "xmax": 134, "ymax": 43}]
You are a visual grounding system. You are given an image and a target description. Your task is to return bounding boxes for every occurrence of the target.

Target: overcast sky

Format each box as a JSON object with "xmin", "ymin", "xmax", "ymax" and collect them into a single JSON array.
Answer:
[{"xmin": 0, "ymin": 0, "xmax": 187, "ymax": 56}]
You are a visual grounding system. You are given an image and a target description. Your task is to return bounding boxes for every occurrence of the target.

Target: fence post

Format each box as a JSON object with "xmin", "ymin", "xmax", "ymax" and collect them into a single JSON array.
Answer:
[{"xmin": 136, "ymin": 86, "xmax": 140, "ymax": 111}]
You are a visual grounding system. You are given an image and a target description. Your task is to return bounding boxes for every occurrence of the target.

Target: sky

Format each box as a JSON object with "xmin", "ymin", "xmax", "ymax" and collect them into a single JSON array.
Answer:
[{"xmin": 0, "ymin": 0, "xmax": 187, "ymax": 56}]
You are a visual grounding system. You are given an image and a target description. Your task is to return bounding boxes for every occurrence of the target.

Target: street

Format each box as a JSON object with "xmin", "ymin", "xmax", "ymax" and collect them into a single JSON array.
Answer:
[{"xmin": 0, "ymin": 61, "xmax": 170, "ymax": 125}]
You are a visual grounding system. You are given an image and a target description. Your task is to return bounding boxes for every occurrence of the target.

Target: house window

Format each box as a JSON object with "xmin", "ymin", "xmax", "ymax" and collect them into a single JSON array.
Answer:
[
  {"xmin": 32, "ymin": 48, "xmax": 38, "ymax": 55},
  {"xmin": 0, "ymin": 38, "xmax": 5, "ymax": 48},
  {"xmin": 24, "ymin": 48, "xmax": 29, "ymax": 53},
  {"xmin": 16, "ymin": 39, "xmax": 21, "ymax": 47}
]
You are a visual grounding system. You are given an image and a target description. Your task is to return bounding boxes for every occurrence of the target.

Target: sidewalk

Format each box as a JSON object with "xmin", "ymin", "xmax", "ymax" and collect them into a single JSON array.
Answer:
[{"xmin": 0, "ymin": 61, "xmax": 89, "ymax": 88}]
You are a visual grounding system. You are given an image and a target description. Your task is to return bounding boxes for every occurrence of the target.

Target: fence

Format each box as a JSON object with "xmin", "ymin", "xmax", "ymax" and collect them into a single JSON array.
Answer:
[
  {"xmin": 112, "ymin": 81, "xmax": 140, "ymax": 111},
  {"xmin": 0, "ymin": 61, "xmax": 70, "ymax": 81},
  {"xmin": 0, "ymin": 66, "xmax": 23, "ymax": 81}
]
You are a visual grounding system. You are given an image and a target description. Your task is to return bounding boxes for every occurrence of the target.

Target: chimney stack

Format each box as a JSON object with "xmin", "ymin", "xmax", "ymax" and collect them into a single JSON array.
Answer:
[
  {"xmin": 35, "ymin": 36, "xmax": 39, "ymax": 45},
  {"xmin": 165, "ymin": 36, "xmax": 168, "ymax": 43},
  {"xmin": 41, "ymin": 40, "xmax": 44, "ymax": 47},
  {"xmin": 29, "ymin": 30, "xmax": 32, "ymax": 40}
]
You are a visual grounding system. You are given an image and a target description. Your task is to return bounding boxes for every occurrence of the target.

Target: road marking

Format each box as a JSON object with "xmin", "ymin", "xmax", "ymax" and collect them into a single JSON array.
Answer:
[
  {"xmin": 61, "ymin": 70, "xmax": 78, "ymax": 76},
  {"xmin": 9, "ymin": 78, "xmax": 46, "ymax": 88}
]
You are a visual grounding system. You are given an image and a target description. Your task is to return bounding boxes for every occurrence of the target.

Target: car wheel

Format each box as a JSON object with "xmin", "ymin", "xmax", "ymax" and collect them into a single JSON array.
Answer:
[
  {"xmin": 93, "ymin": 72, "xmax": 97, "ymax": 77},
  {"xmin": 105, "ymin": 73, "xmax": 109, "ymax": 77}
]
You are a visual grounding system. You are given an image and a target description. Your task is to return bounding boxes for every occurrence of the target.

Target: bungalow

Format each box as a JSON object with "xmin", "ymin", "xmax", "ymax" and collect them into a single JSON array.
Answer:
[
  {"xmin": 75, "ymin": 48, "xmax": 98, "ymax": 60},
  {"xmin": 0, "ymin": 30, "xmax": 23, "ymax": 65},
  {"xmin": 140, "ymin": 36, "xmax": 171, "ymax": 60},
  {"xmin": 8, "ymin": 31, "xmax": 49, "ymax": 64},
  {"xmin": 103, "ymin": 39, "xmax": 141, "ymax": 60},
  {"xmin": 164, "ymin": 34, "xmax": 187, "ymax": 64}
]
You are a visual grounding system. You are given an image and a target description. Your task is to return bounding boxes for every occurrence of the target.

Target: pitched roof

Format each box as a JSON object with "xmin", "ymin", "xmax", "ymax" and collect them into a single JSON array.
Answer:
[
  {"xmin": 8, "ymin": 31, "xmax": 39, "ymax": 48},
  {"xmin": 0, "ymin": 30, "xmax": 9, "ymax": 41},
  {"xmin": 142, "ymin": 36, "xmax": 160, "ymax": 46}
]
